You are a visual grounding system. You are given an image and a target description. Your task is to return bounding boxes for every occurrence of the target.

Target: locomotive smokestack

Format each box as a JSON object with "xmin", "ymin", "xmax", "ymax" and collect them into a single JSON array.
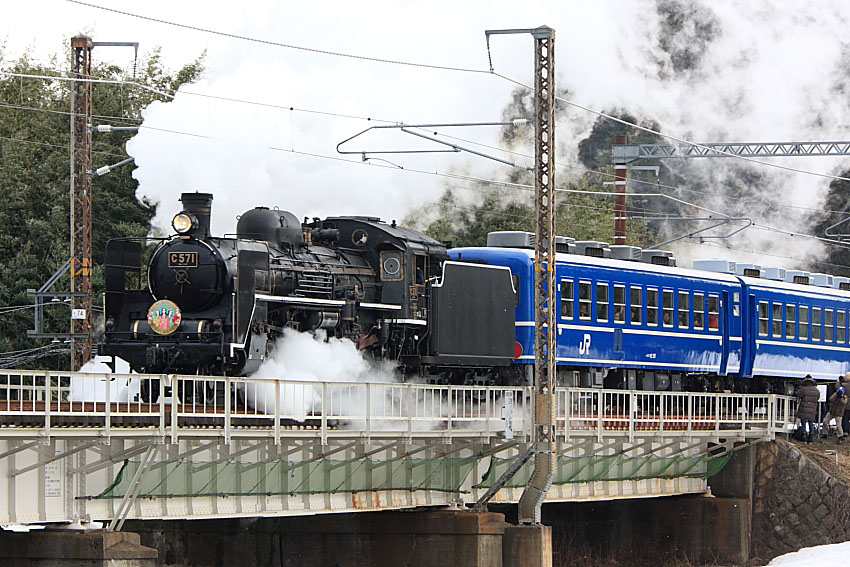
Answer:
[{"xmin": 179, "ymin": 192, "xmax": 213, "ymax": 237}]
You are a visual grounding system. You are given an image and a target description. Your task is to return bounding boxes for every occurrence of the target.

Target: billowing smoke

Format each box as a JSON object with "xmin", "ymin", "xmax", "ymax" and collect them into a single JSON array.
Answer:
[
  {"xmin": 124, "ymin": 2, "xmax": 850, "ymax": 266},
  {"xmin": 243, "ymin": 329, "xmax": 509, "ymax": 432},
  {"xmin": 242, "ymin": 328, "xmax": 397, "ymax": 424},
  {"xmin": 70, "ymin": 356, "xmax": 135, "ymax": 402}
]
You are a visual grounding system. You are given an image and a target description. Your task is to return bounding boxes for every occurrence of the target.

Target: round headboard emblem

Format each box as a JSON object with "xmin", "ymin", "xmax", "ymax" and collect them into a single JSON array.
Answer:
[{"xmin": 147, "ymin": 299, "xmax": 183, "ymax": 335}]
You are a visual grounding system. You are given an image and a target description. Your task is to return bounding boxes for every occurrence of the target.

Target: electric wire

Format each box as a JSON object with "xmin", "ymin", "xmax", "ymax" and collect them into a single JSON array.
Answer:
[
  {"xmin": 0, "ymin": 101, "xmax": 143, "ymax": 124},
  {"xmin": 4, "ymin": 65, "xmax": 846, "ymax": 258},
  {"xmin": 491, "ymin": 72, "xmax": 850, "ymax": 184},
  {"xmin": 66, "ymin": 0, "xmax": 493, "ymax": 75},
  {"xmin": 4, "ymin": 92, "xmax": 846, "ymax": 218},
  {"xmin": 0, "ymin": 133, "xmax": 127, "ymax": 158}
]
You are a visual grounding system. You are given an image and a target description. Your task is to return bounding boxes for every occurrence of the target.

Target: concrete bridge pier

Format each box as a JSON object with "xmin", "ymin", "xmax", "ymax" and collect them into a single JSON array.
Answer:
[
  {"xmin": 122, "ymin": 509, "xmax": 552, "ymax": 567},
  {"xmin": 0, "ymin": 529, "xmax": 158, "ymax": 567}
]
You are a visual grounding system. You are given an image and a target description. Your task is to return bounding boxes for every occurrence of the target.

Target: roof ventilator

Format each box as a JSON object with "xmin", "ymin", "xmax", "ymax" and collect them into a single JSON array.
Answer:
[
  {"xmin": 609, "ymin": 245, "xmax": 642, "ymax": 261},
  {"xmin": 574, "ymin": 241, "xmax": 611, "ymax": 258},
  {"xmin": 692, "ymin": 259, "xmax": 736, "ymax": 274},
  {"xmin": 761, "ymin": 267, "xmax": 786, "ymax": 281},
  {"xmin": 736, "ymin": 263, "xmax": 762, "ymax": 278},
  {"xmin": 811, "ymin": 273, "xmax": 834, "ymax": 288},
  {"xmin": 641, "ymin": 250, "xmax": 676, "ymax": 267},
  {"xmin": 833, "ymin": 276, "xmax": 850, "ymax": 290},
  {"xmin": 784, "ymin": 270, "xmax": 810, "ymax": 285},
  {"xmin": 486, "ymin": 231, "xmax": 535, "ymax": 249},
  {"xmin": 555, "ymin": 236, "xmax": 576, "ymax": 254}
]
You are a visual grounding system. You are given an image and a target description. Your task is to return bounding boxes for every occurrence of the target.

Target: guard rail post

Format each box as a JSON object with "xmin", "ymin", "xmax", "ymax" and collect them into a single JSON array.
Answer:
[
  {"xmin": 274, "ymin": 380, "xmax": 281, "ymax": 445},
  {"xmin": 320, "ymin": 382, "xmax": 328, "ymax": 446},
  {"xmin": 224, "ymin": 377, "xmax": 231, "ymax": 445}
]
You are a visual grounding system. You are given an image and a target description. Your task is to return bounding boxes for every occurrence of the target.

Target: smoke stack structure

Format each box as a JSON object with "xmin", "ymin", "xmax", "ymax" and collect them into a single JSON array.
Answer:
[{"xmin": 179, "ymin": 192, "xmax": 214, "ymax": 238}]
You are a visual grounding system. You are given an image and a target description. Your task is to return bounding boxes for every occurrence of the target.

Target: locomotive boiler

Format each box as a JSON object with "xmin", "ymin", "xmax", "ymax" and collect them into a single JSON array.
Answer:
[{"xmin": 98, "ymin": 193, "xmax": 519, "ymax": 399}]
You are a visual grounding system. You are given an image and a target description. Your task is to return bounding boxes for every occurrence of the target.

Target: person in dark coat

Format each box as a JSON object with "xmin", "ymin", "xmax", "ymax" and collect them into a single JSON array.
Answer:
[
  {"xmin": 796, "ymin": 375, "xmax": 820, "ymax": 443},
  {"xmin": 841, "ymin": 373, "xmax": 850, "ymax": 440},
  {"xmin": 821, "ymin": 386, "xmax": 848, "ymax": 443}
]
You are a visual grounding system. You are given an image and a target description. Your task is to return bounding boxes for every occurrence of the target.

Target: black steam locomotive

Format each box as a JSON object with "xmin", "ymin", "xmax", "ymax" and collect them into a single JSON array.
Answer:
[{"xmin": 99, "ymin": 193, "xmax": 518, "ymax": 396}]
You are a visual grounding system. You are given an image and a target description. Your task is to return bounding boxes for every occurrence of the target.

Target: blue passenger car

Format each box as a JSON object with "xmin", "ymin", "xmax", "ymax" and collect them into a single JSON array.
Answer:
[
  {"xmin": 740, "ymin": 277, "xmax": 850, "ymax": 384},
  {"xmin": 450, "ymin": 241, "xmax": 850, "ymax": 393}
]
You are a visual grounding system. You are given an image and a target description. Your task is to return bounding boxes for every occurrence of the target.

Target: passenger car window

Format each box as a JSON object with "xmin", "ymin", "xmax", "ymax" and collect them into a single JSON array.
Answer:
[
  {"xmin": 825, "ymin": 309, "xmax": 834, "ymax": 343},
  {"xmin": 630, "ymin": 286, "xmax": 642, "ymax": 325},
  {"xmin": 678, "ymin": 291, "xmax": 690, "ymax": 329},
  {"xmin": 694, "ymin": 292, "xmax": 704, "ymax": 330},
  {"xmin": 772, "ymin": 303, "xmax": 782, "ymax": 338},
  {"xmin": 708, "ymin": 295, "xmax": 719, "ymax": 331},
  {"xmin": 758, "ymin": 301, "xmax": 768, "ymax": 337},
  {"xmin": 813, "ymin": 307, "xmax": 822, "ymax": 341},
  {"xmin": 560, "ymin": 279, "xmax": 574, "ymax": 320},
  {"xmin": 799, "ymin": 305, "xmax": 809, "ymax": 340},
  {"xmin": 597, "ymin": 283, "xmax": 609, "ymax": 322},
  {"xmin": 579, "ymin": 282, "xmax": 592, "ymax": 321},
  {"xmin": 662, "ymin": 290, "xmax": 674, "ymax": 328},
  {"xmin": 785, "ymin": 305, "xmax": 796, "ymax": 339},
  {"xmin": 614, "ymin": 285, "xmax": 626, "ymax": 323},
  {"xmin": 647, "ymin": 288, "xmax": 659, "ymax": 326},
  {"xmin": 838, "ymin": 310, "xmax": 846, "ymax": 343}
]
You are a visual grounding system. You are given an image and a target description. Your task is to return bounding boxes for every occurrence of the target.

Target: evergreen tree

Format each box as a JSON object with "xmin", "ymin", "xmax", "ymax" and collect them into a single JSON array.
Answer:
[{"xmin": 0, "ymin": 46, "xmax": 204, "ymax": 368}]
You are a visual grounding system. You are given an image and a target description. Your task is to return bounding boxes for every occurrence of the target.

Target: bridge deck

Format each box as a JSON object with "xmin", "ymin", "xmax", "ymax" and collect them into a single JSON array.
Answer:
[{"xmin": 0, "ymin": 370, "xmax": 796, "ymax": 528}]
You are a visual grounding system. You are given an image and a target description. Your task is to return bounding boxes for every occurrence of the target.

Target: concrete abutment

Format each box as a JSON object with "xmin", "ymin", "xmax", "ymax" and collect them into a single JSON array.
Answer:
[{"xmin": 0, "ymin": 529, "xmax": 157, "ymax": 567}]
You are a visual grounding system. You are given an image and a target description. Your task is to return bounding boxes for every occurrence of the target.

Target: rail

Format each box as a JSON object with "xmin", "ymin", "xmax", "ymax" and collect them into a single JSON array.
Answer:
[{"xmin": 0, "ymin": 370, "xmax": 796, "ymax": 443}]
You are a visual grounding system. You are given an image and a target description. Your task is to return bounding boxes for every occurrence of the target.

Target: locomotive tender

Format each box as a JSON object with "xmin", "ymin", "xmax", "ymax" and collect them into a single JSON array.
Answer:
[
  {"xmin": 99, "ymin": 193, "xmax": 519, "ymax": 396},
  {"xmin": 99, "ymin": 192, "xmax": 850, "ymax": 398}
]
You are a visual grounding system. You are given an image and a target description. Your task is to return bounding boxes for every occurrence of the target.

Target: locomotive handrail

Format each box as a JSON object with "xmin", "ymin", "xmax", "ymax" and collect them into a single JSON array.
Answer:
[{"xmin": 0, "ymin": 370, "xmax": 795, "ymax": 445}]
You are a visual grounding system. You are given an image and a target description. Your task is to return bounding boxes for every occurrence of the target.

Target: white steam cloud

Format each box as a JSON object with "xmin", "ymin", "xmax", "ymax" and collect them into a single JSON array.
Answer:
[
  {"xmin": 243, "ymin": 329, "xmax": 510, "ymax": 432},
  {"xmin": 243, "ymin": 329, "xmax": 396, "ymax": 424}
]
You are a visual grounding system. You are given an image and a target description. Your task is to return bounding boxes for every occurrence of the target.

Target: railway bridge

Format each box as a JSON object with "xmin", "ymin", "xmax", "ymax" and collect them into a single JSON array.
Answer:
[{"xmin": 0, "ymin": 370, "xmax": 796, "ymax": 566}]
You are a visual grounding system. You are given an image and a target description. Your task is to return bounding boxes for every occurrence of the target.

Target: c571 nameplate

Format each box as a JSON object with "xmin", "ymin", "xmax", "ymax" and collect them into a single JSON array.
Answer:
[{"xmin": 168, "ymin": 251, "xmax": 198, "ymax": 268}]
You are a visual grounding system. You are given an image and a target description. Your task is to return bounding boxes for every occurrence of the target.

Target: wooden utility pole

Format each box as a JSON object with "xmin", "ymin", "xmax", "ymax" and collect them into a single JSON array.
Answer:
[{"xmin": 70, "ymin": 35, "xmax": 93, "ymax": 370}]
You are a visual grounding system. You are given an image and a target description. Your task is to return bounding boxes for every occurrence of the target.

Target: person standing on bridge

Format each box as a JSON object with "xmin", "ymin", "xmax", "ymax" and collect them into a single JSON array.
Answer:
[
  {"xmin": 796, "ymin": 376, "xmax": 820, "ymax": 444},
  {"xmin": 821, "ymin": 386, "xmax": 848, "ymax": 443}
]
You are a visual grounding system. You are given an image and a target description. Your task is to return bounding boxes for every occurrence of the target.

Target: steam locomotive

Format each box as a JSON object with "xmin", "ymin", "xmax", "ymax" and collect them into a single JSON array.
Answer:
[{"xmin": 98, "ymin": 193, "xmax": 519, "ymax": 399}]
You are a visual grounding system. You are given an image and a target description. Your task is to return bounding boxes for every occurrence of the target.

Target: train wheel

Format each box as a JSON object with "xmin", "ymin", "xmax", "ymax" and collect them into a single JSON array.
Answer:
[
  {"xmin": 140, "ymin": 378, "xmax": 160, "ymax": 404},
  {"xmin": 194, "ymin": 380, "xmax": 219, "ymax": 406}
]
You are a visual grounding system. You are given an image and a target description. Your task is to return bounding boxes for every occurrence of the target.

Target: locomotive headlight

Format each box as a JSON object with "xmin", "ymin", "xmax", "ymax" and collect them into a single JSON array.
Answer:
[{"xmin": 172, "ymin": 212, "xmax": 197, "ymax": 234}]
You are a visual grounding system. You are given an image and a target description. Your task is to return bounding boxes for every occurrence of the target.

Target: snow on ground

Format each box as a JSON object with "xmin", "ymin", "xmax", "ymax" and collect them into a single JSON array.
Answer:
[{"xmin": 766, "ymin": 541, "xmax": 850, "ymax": 566}]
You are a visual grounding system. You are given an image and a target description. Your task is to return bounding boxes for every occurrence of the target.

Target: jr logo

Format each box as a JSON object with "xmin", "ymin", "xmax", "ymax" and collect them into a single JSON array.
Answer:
[{"xmin": 578, "ymin": 333, "xmax": 591, "ymax": 355}]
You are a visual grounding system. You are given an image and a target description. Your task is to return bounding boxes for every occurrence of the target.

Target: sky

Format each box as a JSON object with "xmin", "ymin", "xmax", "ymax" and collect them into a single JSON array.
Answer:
[{"xmin": 3, "ymin": 0, "xmax": 850, "ymax": 270}]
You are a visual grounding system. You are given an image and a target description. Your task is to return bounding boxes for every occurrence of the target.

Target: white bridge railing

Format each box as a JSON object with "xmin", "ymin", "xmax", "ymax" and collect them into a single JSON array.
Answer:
[{"xmin": 0, "ymin": 370, "xmax": 795, "ymax": 442}]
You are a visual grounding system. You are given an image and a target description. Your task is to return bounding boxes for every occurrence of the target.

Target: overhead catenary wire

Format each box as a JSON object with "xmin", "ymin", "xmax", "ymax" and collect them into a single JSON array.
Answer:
[
  {"xmin": 66, "ymin": 0, "xmax": 493, "ymax": 75},
  {"xmin": 3, "ymin": 76, "xmax": 843, "ymax": 258},
  {"xmin": 3, "ymin": 91, "xmax": 846, "ymax": 218},
  {"xmin": 4, "ymin": 58, "xmax": 846, "ymax": 260},
  {"xmin": 5, "ymin": 70, "xmax": 848, "ymax": 217},
  {"xmin": 27, "ymin": 4, "xmax": 850, "ymax": 187},
  {"xmin": 54, "ymin": 4, "xmax": 850, "ymax": 185}
]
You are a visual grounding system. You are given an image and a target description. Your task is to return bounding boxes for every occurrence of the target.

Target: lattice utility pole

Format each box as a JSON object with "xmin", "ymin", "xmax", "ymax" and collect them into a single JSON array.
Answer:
[
  {"xmin": 483, "ymin": 24, "xmax": 557, "ymax": 525},
  {"xmin": 519, "ymin": 25, "xmax": 557, "ymax": 526},
  {"xmin": 70, "ymin": 35, "xmax": 93, "ymax": 370}
]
